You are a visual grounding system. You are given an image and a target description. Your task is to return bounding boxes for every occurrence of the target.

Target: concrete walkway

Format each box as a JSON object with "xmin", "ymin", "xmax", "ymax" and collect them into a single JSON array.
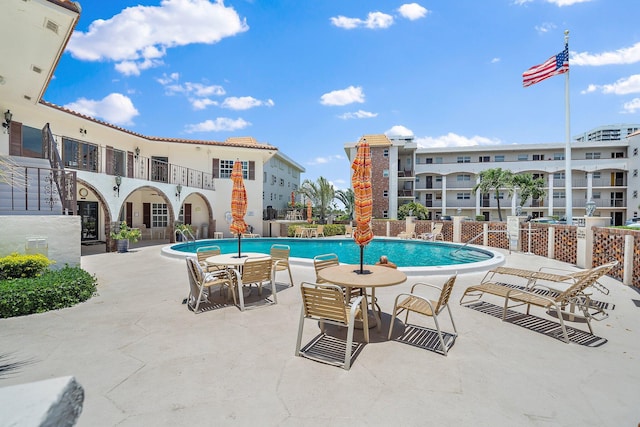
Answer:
[{"xmin": 1, "ymin": 245, "xmax": 639, "ymax": 426}]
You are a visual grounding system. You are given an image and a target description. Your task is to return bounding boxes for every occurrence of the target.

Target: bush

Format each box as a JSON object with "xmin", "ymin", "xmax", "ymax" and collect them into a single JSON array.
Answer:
[
  {"xmin": 0, "ymin": 266, "xmax": 97, "ymax": 318},
  {"xmin": 286, "ymin": 223, "xmax": 347, "ymax": 237},
  {"xmin": 0, "ymin": 253, "xmax": 53, "ymax": 280}
]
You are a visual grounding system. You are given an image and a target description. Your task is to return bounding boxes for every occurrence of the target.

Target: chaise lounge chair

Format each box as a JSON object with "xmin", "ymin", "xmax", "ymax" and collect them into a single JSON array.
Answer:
[{"xmin": 459, "ymin": 261, "xmax": 617, "ymax": 343}]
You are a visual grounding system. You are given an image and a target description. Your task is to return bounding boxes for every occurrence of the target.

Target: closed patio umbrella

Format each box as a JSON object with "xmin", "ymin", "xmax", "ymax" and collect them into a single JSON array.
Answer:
[
  {"xmin": 230, "ymin": 160, "xmax": 248, "ymax": 258},
  {"xmin": 352, "ymin": 138, "xmax": 373, "ymax": 274},
  {"xmin": 307, "ymin": 199, "xmax": 312, "ymax": 224}
]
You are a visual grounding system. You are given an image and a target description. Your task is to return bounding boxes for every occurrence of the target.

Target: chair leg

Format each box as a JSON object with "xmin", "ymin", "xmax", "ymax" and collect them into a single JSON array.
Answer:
[
  {"xmin": 553, "ymin": 302, "xmax": 570, "ymax": 343},
  {"xmin": 295, "ymin": 307, "xmax": 306, "ymax": 356},
  {"xmin": 271, "ymin": 272, "xmax": 278, "ymax": 304},
  {"xmin": 388, "ymin": 305, "xmax": 399, "ymax": 340},
  {"xmin": 446, "ymin": 304, "xmax": 458, "ymax": 335},
  {"xmin": 432, "ymin": 314, "xmax": 448, "ymax": 356},
  {"xmin": 344, "ymin": 318, "xmax": 355, "ymax": 370},
  {"xmin": 194, "ymin": 286, "xmax": 206, "ymax": 314},
  {"xmin": 287, "ymin": 266, "xmax": 294, "ymax": 287}
]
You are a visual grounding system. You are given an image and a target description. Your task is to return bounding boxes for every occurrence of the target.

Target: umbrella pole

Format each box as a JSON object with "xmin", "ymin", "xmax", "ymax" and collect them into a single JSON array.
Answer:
[
  {"xmin": 237, "ymin": 233, "xmax": 242, "ymax": 258},
  {"xmin": 359, "ymin": 245, "xmax": 364, "ymax": 274}
]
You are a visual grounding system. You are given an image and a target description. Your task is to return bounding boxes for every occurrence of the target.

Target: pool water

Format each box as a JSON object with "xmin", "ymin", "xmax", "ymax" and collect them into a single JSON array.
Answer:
[{"xmin": 169, "ymin": 237, "xmax": 494, "ymax": 268}]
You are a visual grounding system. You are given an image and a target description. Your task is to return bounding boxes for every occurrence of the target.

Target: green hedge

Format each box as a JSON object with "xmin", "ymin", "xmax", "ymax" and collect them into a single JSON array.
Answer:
[
  {"xmin": 0, "ymin": 266, "xmax": 97, "ymax": 318},
  {"xmin": 0, "ymin": 253, "xmax": 52, "ymax": 280}
]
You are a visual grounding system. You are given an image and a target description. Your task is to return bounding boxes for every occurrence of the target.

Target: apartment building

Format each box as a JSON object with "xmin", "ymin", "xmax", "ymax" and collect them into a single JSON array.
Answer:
[
  {"xmin": 345, "ymin": 125, "xmax": 640, "ymax": 225},
  {"xmin": 0, "ymin": 0, "xmax": 302, "ymax": 249},
  {"xmin": 263, "ymin": 151, "xmax": 305, "ymax": 217}
]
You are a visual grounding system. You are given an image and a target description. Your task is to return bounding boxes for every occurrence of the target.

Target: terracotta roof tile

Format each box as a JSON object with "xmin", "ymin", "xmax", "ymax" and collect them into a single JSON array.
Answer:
[{"xmin": 359, "ymin": 134, "xmax": 391, "ymax": 146}]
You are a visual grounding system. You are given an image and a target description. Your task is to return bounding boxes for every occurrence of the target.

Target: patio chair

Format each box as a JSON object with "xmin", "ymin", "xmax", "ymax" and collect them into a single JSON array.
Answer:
[
  {"xmin": 313, "ymin": 253, "xmax": 361, "ymax": 302},
  {"xmin": 344, "ymin": 224, "xmax": 353, "ymax": 237},
  {"xmin": 309, "ymin": 225, "xmax": 325, "ymax": 238},
  {"xmin": 270, "ymin": 244, "xmax": 294, "ymax": 286},
  {"xmin": 227, "ymin": 256, "xmax": 276, "ymax": 310},
  {"xmin": 419, "ymin": 223, "xmax": 444, "ymax": 241},
  {"xmin": 459, "ymin": 262, "xmax": 616, "ymax": 343},
  {"xmin": 293, "ymin": 226, "xmax": 304, "ymax": 238},
  {"xmin": 196, "ymin": 245, "xmax": 221, "ymax": 272},
  {"xmin": 185, "ymin": 257, "xmax": 233, "ymax": 314},
  {"xmin": 295, "ymin": 282, "xmax": 370, "ymax": 370},
  {"xmin": 397, "ymin": 221, "xmax": 416, "ymax": 239},
  {"xmin": 388, "ymin": 275, "xmax": 458, "ymax": 355}
]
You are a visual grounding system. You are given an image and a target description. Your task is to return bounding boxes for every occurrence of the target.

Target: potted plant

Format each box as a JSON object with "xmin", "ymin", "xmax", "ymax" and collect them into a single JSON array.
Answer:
[{"xmin": 110, "ymin": 221, "xmax": 141, "ymax": 253}]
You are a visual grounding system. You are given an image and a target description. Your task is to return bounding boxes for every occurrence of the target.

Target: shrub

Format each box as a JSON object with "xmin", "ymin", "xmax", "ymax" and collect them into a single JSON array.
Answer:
[
  {"xmin": 287, "ymin": 223, "xmax": 347, "ymax": 237},
  {"xmin": 0, "ymin": 266, "xmax": 97, "ymax": 318},
  {"xmin": 0, "ymin": 253, "xmax": 53, "ymax": 280}
]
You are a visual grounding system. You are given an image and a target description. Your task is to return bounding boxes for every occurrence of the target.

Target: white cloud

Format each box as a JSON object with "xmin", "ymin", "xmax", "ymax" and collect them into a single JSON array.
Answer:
[
  {"xmin": 157, "ymin": 73, "xmax": 227, "ymax": 109},
  {"xmin": 535, "ymin": 22, "xmax": 556, "ymax": 33},
  {"xmin": 190, "ymin": 98, "xmax": 218, "ymax": 110},
  {"xmin": 581, "ymin": 74, "xmax": 640, "ymax": 96},
  {"xmin": 385, "ymin": 125, "xmax": 414, "ymax": 137},
  {"xmin": 491, "ymin": 57, "xmax": 501, "ymax": 64},
  {"xmin": 63, "ymin": 93, "xmax": 139, "ymax": 125},
  {"xmin": 572, "ymin": 42, "xmax": 640, "ymax": 66},
  {"xmin": 307, "ymin": 155, "xmax": 344, "ymax": 166},
  {"xmin": 397, "ymin": 3, "xmax": 429, "ymax": 20},
  {"xmin": 320, "ymin": 86, "xmax": 365, "ymax": 106},
  {"xmin": 338, "ymin": 110, "xmax": 377, "ymax": 119},
  {"xmin": 184, "ymin": 117, "xmax": 251, "ymax": 133},
  {"xmin": 622, "ymin": 98, "xmax": 640, "ymax": 114},
  {"xmin": 546, "ymin": 0, "xmax": 592, "ymax": 5},
  {"xmin": 221, "ymin": 97, "xmax": 275, "ymax": 110},
  {"xmin": 415, "ymin": 132, "xmax": 501, "ymax": 148},
  {"xmin": 330, "ymin": 12, "xmax": 394, "ymax": 29},
  {"xmin": 67, "ymin": 0, "xmax": 249, "ymax": 75}
]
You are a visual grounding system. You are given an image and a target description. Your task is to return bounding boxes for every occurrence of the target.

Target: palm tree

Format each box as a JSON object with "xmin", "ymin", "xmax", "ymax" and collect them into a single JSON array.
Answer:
[
  {"xmin": 472, "ymin": 167, "xmax": 514, "ymax": 221},
  {"xmin": 512, "ymin": 173, "xmax": 546, "ymax": 213},
  {"xmin": 335, "ymin": 188, "xmax": 355, "ymax": 222},
  {"xmin": 299, "ymin": 177, "xmax": 335, "ymax": 224}
]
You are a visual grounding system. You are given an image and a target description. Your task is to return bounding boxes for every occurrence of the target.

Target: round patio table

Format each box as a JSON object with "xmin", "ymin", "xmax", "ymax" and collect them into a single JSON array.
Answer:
[{"xmin": 317, "ymin": 264, "xmax": 407, "ymax": 331}]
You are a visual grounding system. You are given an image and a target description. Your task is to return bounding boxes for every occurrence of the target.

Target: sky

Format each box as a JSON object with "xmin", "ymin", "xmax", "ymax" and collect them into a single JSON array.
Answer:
[{"xmin": 45, "ymin": 0, "xmax": 640, "ymax": 190}]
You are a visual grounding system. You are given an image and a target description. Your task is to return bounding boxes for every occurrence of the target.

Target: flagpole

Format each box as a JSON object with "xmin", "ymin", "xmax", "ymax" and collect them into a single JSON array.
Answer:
[{"xmin": 564, "ymin": 29, "xmax": 572, "ymax": 225}]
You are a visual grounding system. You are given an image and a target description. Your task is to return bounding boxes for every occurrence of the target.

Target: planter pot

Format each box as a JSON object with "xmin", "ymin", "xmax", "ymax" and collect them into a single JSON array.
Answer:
[{"xmin": 116, "ymin": 239, "xmax": 129, "ymax": 253}]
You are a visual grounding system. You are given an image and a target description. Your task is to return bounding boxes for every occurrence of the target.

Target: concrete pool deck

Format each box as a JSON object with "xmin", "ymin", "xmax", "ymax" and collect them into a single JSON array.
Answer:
[{"xmin": 1, "ymin": 244, "xmax": 639, "ymax": 425}]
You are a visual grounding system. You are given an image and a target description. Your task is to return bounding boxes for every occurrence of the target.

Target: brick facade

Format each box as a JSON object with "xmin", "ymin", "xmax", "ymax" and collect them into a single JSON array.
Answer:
[{"xmin": 370, "ymin": 146, "xmax": 390, "ymax": 219}]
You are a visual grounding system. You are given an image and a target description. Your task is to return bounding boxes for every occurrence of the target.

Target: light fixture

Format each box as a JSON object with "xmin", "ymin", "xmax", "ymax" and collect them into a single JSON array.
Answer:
[
  {"xmin": 585, "ymin": 199, "xmax": 597, "ymax": 217},
  {"xmin": 2, "ymin": 110, "xmax": 12, "ymax": 132},
  {"xmin": 113, "ymin": 175, "xmax": 122, "ymax": 197},
  {"xmin": 176, "ymin": 184, "xmax": 182, "ymax": 199},
  {"xmin": 134, "ymin": 146, "xmax": 140, "ymax": 159}
]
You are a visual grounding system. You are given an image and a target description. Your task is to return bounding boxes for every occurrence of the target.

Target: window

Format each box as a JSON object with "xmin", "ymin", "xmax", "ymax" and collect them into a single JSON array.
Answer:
[
  {"xmin": 382, "ymin": 210, "xmax": 389, "ymax": 219},
  {"xmin": 435, "ymin": 157, "xmax": 443, "ymax": 164},
  {"xmin": 279, "ymin": 178, "xmax": 284, "ymax": 186},
  {"xmin": 456, "ymin": 192, "xmax": 471, "ymax": 200},
  {"xmin": 383, "ymin": 149, "xmax": 389, "ymax": 157},
  {"xmin": 383, "ymin": 169, "xmax": 389, "ymax": 177},
  {"xmin": 586, "ymin": 152, "xmax": 601, "ymax": 160},
  {"xmin": 494, "ymin": 155, "xmax": 505, "ymax": 162},
  {"xmin": 478, "ymin": 156, "xmax": 489, "ymax": 163},
  {"xmin": 271, "ymin": 174, "xmax": 276, "ymax": 184},
  {"xmin": 435, "ymin": 177, "xmax": 442, "ymax": 183},
  {"xmin": 457, "ymin": 156, "xmax": 471, "ymax": 163},
  {"xmin": 220, "ymin": 160, "xmax": 249, "ymax": 179},
  {"xmin": 634, "ymin": 148, "xmax": 638, "ymax": 156},
  {"xmin": 533, "ymin": 154, "xmax": 544, "ymax": 161},
  {"xmin": 109, "ymin": 148, "xmax": 126, "ymax": 177},
  {"xmin": 612, "ymin": 152, "xmax": 624, "ymax": 158},
  {"xmin": 553, "ymin": 153, "xmax": 564, "ymax": 160},
  {"xmin": 553, "ymin": 172, "xmax": 565, "ymax": 180},
  {"xmin": 63, "ymin": 138, "xmax": 99, "ymax": 172},
  {"xmin": 457, "ymin": 174, "xmax": 471, "ymax": 182},
  {"xmin": 553, "ymin": 191, "xmax": 565, "ymax": 199},
  {"xmin": 494, "ymin": 192, "xmax": 504, "ymax": 200},
  {"xmin": 151, "ymin": 203, "xmax": 168, "ymax": 228},
  {"xmin": 425, "ymin": 158, "xmax": 433, "ymax": 164},
  {"xmin": 586, "ymin": 172, "xmax": 601, "ymax": 179},
  {"xmin": 592, "ymin": 192, "xmax": 601, "ymax": 199},
  {"xmin": 517, "ymin": 154, "xmax": 528, "ymax": 161},
  {"xmin": 383, "ymin": 190, "xmax": 388, "ymax": 197}
]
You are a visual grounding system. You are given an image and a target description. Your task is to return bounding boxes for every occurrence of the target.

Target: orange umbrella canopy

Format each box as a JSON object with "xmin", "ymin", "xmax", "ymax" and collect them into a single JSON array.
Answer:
[
  {"xmin": 291, "ymin": 191, "xmax": 296, "ymax": 206},
  {"xmin": 306, "ymin": 199, "xmax": 312, "ymax": 223},
  {"xmin": 229, "ymin": 160, "xmax": 248, "ymax": 235},
  {"xmin": 351, "ymin": 139, "xmax": 373, "ymax": 247}
]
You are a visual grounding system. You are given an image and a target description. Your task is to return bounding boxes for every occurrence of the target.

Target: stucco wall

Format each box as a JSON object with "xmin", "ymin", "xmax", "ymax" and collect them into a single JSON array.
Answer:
[{"xmin": 0, "ymin": 216, "xmax": 81, "ymax": 268}]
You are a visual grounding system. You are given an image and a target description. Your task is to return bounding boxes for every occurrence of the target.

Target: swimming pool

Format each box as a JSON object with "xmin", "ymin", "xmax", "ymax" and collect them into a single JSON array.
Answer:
[{"xmin": 163, "ymin": 237, "xmax": 505, "ymax": 275}]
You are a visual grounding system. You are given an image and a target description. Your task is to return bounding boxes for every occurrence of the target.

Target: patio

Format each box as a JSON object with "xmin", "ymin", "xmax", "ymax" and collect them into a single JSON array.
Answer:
[{"xmin": 1, "ymin": 244, "xmax": 639, "ymax": 426}]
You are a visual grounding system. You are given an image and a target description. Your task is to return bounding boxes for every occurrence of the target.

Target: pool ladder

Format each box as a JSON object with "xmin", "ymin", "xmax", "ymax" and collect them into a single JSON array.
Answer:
[
  {"xmin": 451, "ymin": 229, "xmax": 512, "ymax": 257},
  {"xmin": 175, "ymin": 228, "xmax": 197, "ymax": 246}
]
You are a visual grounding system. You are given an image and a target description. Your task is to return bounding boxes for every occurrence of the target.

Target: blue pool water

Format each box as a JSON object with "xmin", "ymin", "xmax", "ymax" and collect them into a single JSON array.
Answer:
[{"xmin": 169, "ymin": 237, "xmax": 494, "ymax": 268}]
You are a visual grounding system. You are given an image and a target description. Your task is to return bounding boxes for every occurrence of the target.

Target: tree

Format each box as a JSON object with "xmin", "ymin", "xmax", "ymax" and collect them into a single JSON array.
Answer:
[
  {"xmin": 512, "ymin": 173, "xmax": 546, "ymax": 210},
  {"xmin": 298, "ymin": 177, "xmax": 335, "ymax": 224},
  {"xmin": 397, "ymin": 201, "xmax": 429, "ymax": 220},
  {"xmin": 472, "ymin": 167, "xmax": 514, "ymax": 221},
  {"xmin": 335, "ymin": 188, "xmax": 355, "ymax": 221}
]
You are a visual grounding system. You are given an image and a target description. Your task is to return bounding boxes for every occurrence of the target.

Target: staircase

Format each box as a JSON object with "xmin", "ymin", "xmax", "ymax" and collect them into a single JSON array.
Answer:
[{"xmin": 0, "ymin": 156, "xmax": 64, "ymax": 215}]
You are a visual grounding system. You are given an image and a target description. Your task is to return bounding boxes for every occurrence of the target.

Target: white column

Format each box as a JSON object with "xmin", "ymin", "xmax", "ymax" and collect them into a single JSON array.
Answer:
[
  {"xmin": 548, "ymin": 176, "xmax": 554, "ymax": 216},
  {"xmin": 511, "ymin": 188, "xmax": 517, "ymax": 215},
  {"xmin": 441, "ymin": 175, "xmax": 447, "ymax": 215},
  {"xmin": 475, "ymin": 175, "xmax": 481, "ymax": 217},
  {"xmin": 586, "ymin": 172, "xmax": 593, "ymax": 202}
]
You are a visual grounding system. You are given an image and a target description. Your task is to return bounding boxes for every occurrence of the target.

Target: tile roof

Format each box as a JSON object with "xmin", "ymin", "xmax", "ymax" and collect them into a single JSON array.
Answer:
[{"xmin": 359, "ymin": 134, "xmax": 392, "ymax": 146}]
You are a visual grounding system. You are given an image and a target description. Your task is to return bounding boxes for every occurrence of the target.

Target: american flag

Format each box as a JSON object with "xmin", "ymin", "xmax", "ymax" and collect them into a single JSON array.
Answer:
[{"xmin": 522, "ymin": 44, "xmax": 569, "ymax": 88}]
